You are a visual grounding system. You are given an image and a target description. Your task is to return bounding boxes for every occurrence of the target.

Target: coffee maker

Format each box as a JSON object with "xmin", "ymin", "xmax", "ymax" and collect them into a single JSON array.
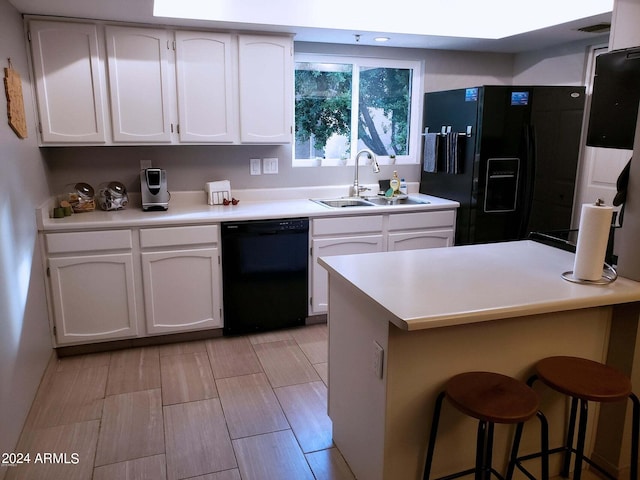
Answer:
[{"xmin": 141, "ymin": 168, "xmax": 169, "ymax": 211}]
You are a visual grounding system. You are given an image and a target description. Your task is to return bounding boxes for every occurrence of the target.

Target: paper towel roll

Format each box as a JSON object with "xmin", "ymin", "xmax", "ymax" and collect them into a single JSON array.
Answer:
[{"xmin": 573, "ymin": 201, "xmax": 613, "ymax": 281}]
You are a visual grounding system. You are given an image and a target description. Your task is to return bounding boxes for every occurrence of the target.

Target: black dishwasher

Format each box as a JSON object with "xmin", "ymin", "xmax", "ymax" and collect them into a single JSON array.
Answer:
[{"xmin": 221, "ymin": 218, "xmax": 309, "ymax": 335}]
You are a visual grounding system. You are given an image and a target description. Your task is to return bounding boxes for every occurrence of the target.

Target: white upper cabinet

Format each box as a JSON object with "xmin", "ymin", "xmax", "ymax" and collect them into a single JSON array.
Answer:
[
  {"xmin": 29, "ymin": 20, "xmax": 107, "ymax": 144},
  {"xmin": 175, "ymin": 31, "xmax": 238, "ymax": 143},
  {"xmin": 105, "ymin": 26, "xmax": 173, "ymax": 143},
  {"xmin": 238, "ymin": 35, "xmax": 293, "ymax": 143},
  {"xmin": 27, "ymin": 18, "xmax": 293, "ymax": 145}
]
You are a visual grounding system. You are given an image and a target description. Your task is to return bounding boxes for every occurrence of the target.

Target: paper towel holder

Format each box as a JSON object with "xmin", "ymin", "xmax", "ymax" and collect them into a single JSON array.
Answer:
[
  {"xmin": 561, "ymin": 263, "xmax": 617, "ymax": 285},
  {"xmin": 561, "ymin": 198, "xmax": 618, "ymax": 284}
]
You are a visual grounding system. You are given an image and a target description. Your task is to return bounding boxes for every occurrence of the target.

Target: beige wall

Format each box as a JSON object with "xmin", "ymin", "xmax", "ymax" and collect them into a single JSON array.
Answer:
[
  {"xmin": 513, "ymin": 36, "xmax": 608, "ymax": 85},
  {"xmin": 0, "ymin": 0, "xmax": 53, "ymax": 475}
]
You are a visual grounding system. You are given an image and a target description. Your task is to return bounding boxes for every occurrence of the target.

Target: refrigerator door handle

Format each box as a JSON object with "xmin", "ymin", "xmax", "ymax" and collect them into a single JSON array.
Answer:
[{"xmin": 519, "ymin": 125, "xmax": 537, "ymax": 238}]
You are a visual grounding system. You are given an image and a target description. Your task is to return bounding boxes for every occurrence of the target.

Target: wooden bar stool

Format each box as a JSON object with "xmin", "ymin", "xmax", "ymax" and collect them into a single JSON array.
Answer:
[
  {"xmin": 423, "ymin": 371, "xmax": 549, "ymax": 480},
  {"xmin": 512, "ymin": 356, "xmax": 640, "ymax": 480}
]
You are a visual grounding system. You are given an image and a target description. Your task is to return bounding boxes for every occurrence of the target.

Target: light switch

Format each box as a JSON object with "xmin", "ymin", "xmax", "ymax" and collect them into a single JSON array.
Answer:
[
  {"xmin": 250, "ymin": 158, "xmax": 261, "ymax": 175},
  {"xmin": 263, "ymin": 157, "xmax": 279, "ymax": 174}
]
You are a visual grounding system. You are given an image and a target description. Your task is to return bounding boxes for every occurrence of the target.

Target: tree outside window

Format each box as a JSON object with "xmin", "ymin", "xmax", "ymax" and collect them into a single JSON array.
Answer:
[
  {"xmin": 359, "ymin": 66, "xmax": 412, "ymax": 157},
  {"xmin": 294, "ymin": 55, "xmax": 421, "ymax": 166},
  {"xmin": 295, "ymin": 62, "xmax": 352, "ymax": 161}
]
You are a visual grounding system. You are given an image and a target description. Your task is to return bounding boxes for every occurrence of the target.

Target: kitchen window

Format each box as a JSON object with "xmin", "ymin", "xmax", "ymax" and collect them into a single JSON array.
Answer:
[{"xmin": 293, "ymin": 54, "xmax": 423, "ymax": 167}]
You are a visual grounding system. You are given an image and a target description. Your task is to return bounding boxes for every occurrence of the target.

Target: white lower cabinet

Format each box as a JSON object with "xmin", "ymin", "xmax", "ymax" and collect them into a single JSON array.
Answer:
[
  {"xmin": 387, "ymin": 230, "xmax": 453, "ymax": 250},
  {"xmin": 387, "ymin": 210, "xmax": 455, "ymax": 251},
  {"xmin": 310, "ymin": 209, "xmax": 456, "ymax": 314},
  {"xmin": 44, "ymin": 225, "xmax": 222, "ymax": 347},
  {"xmin": 45, "ymin": 230, "xmax": 138, "ymax": 345},
  {"xmin": 311, "ymin": 234, "xmax": 384, "ymax": 314},
  {"xmin": 310, "ymin": 215, "xmax": 385, "ymax": 315},
  {"xmin": 140, "ymin": 225, "xmax": 222, "ymax": 334}
]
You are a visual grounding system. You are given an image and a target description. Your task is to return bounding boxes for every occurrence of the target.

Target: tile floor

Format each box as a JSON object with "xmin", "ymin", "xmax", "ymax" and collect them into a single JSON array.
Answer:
[{"xmin": 5, "ymin": 324, "xmax": 357, "ymax": 480}]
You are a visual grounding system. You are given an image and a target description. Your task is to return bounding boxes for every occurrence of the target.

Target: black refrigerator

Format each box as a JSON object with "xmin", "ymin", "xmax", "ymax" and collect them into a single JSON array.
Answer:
[{"xmin": 419, "ymin": 85, "xmax": 586, "ymax": 245}]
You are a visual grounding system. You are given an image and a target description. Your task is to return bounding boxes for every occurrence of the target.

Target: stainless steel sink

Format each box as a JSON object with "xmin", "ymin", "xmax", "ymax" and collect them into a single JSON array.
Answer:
[
  {"xmin": 311, "ymin": 196, "xmax": 430, "ymax": 208},
  {"xmin": 365, "ymin": 196, "xmax": 430, "ymax": 206},
  {"xmin": 312, "ymin": 198, "xmax": 375, "ymax": 208}
]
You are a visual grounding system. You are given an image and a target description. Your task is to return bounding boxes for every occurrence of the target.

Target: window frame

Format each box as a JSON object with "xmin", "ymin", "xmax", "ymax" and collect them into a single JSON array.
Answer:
[{"xmin": 293, "ymin": 53, "xmax": 424, "ymax": 167}]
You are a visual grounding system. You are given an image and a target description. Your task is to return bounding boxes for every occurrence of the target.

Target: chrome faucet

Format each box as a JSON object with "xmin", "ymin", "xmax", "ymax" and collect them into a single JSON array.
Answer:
[{"xmin": 349, "ymin": 149, "xmax": 380, "ymax": 197}]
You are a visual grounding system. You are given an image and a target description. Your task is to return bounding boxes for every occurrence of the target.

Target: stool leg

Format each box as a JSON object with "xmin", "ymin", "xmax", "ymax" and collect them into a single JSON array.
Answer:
[
  {"xmin": 484, "ymin": 422, "xmax": 495, "ymax": 480},
  {"xmin": 572, "ymin": 399, "xmax": 589, "ymax": 480},
  {"xmin": 506, "ymin": 422, "xmax": 525, "ymax": 480},
  {"xmin": 630, "ymin": 393, "xmax": 640, "ymax": 480},
  {"xmin": 424, "ymin": 391, "xmax": 446, "ymax": 480},
  {"xmin": 476, "ymin": 421, "xmax": 488, "ymax": 480},
  {"xmin": 561, "ymin": 397, "xmax": 579, "ymax": 478},
  {"xmin": 537, "ymin": 410, "xmax": 550, "ymax": 480},
  {"xmin": 506, "ymin": 411, "xmax": 549, "ymax": 480}
]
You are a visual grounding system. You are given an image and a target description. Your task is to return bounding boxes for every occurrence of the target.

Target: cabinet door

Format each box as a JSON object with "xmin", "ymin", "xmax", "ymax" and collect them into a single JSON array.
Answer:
[
  {"xmin": 105, "ymin": 26, "xmax": 173, "ymax": 142},
  {"xmin": 175, "ymin": 31, "xmax": 237, "ymax": 143},
  {"xmin": 141, "ymin": 248, "xmax": 222, "ymax": 334},
  {"xmin": 29, "ymin": 21, "xmax": 107, "ymax": 143},
  {"xmin": 48, "ymin": 254, "xmax": 138, "ymax": 345},
  {"xmin": 388, "ymin": 229, "xmax": 454, "ymax": 251},
  {"xmin": 238, "ymin": 35, "xmax": 293, "ymax": 143},
  {"xmin": 311, "ymin": 235, "xmax": 384, "ymax": 314}
]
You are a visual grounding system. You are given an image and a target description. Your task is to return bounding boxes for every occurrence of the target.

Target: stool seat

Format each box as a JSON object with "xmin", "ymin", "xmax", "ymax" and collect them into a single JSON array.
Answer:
[
  {"xmin": 535, "ymin": 356, "xmax": 632, "ymax": 402},
  {"xmin": 446, "ymin": 372, "xmax": 540, "ymax": 424},
  {"xmin": 424, "ymin": 371, "xmax": 549, "ymax": 480},
  {"xmin": 514, "ymin": 356, "xmax": 640, "ymax": 480}
]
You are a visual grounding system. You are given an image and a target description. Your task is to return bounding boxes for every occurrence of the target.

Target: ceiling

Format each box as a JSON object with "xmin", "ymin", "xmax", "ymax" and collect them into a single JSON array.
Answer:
[{"xmin": 9, "ymin": 0, "xmax": 612, "ymax": 53}]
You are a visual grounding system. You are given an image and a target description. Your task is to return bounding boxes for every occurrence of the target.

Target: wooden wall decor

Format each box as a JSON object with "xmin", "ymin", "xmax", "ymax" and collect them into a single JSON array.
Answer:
[{"xmin": 4, "ymin": 58, "xmax": 28, "ymax": 139}]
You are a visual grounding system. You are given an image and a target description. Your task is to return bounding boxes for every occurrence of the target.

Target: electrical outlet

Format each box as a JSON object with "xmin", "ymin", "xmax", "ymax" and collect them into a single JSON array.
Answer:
[
  {"xmin": 372, "ymin": 341, "xmax": 384, "ymax": 379},
  {"xmin": 263, "ymin": 157, "xmax": 279, "ymax": 174},
  {"xmin": 140, "ymin": 159, "xmax": 152, "ymax": 170},
  {"xmin": 250, "ymin": 158, "xmax": 261, "ymax": 175}
]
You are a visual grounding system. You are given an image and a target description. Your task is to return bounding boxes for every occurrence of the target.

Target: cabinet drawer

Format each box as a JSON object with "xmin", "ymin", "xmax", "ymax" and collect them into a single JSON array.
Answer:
[
  {"xmin": 46, "ymin": 230, "xmax": 132, "ymax": 254},
  {"xmin": 140, "ymin": 225, "xmax": 219, "ymax": 248},
  {"xmin": 313, "ymin": 215, "xmax": 383, "ymax": 236},
  {"xmin": 388, "ymin": 210, "xmax": 455, "ymax": 231}
]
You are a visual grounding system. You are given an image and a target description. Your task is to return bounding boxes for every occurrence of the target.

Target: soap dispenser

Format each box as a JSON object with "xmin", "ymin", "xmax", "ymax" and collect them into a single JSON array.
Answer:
[{"xmin": 390, "ymin": 171, "xmax": 400, "ymax": 194}]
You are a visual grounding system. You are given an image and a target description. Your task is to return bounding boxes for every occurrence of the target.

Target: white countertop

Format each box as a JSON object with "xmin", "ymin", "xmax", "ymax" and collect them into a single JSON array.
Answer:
[
  {"xmin": 36, "ymin": 186, "xmax": 459, "ymax": 232},
  {"xmin": 319, "ymin": 240, "xmax": 640, "ymax": 331}
]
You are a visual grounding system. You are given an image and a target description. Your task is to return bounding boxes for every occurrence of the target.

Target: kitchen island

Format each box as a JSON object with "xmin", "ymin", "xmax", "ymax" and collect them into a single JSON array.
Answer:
[{"xmin": 319, "ymin": 240, "xmax": 640, "ymax": 480}]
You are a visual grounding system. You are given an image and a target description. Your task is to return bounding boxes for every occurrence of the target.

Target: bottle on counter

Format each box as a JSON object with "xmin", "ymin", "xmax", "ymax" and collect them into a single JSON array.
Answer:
[
  {"xmin": 390, "ymin": 171, "xmax": 400, "ymax": 194},
  {"xmin": 400, "ymin": 178, "xmax": 408, "ymax": 195}
]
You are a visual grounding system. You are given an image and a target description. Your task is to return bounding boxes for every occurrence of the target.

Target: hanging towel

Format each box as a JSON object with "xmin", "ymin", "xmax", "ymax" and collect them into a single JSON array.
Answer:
[
  {"xmin": 423, "ymin": 132, "xmax": 438, "ymax": 173},
  {"xmin": 446, "ymin": 132, "xmax": 459, "ymax": 174}
]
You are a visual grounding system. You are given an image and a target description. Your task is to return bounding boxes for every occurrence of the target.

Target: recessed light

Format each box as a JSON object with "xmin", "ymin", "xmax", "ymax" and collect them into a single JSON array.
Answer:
[{"xmin": 374, "ymin": 37, "xmax": 390, "ymax": 42}]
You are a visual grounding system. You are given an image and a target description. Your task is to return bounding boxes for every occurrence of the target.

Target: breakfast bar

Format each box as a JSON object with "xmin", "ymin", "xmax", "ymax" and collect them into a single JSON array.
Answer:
[{"xmin": 319, "ymin": 240, "xmax": 640, "ymax": 480}]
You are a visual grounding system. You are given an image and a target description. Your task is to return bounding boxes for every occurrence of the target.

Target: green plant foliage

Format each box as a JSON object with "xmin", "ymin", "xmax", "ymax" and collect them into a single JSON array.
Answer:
[
  {"xmin": 295, "ymin": 64, "xmax": 411, "ymax": 157},
  {"xmin": 359, "ymin": 67, "xmax": 411, "ymax": 156},
  {"xmin": 295, "ymin": 69, "xmax": 352, "ymax": 150}
]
